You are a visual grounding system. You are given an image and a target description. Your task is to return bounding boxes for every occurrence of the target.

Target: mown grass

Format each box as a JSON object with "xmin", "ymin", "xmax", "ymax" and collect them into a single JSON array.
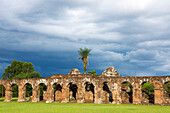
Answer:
[
  {"xmin": 0, "ymin": 102, "xmax": 169, "ymax": 113},
  {"xmin": 0, "ymin": 97, "xmax": 30, "ymax": 101}
]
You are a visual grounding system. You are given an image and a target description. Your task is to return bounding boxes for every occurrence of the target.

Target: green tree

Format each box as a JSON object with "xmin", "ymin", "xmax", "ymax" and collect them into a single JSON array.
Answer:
[
  {"xmin": 164, "ymin": 82, "xmax": 170, "ymax": 94},
  {"xmin": 142, "ymin": 82, "xmax": 154, "ymax": 94},
  {"xmin": 26, "ymin": 84, "xmax": 32, "ymax": 97},
  {"xmin": 0, "ymin": 85, "xmax": 5, "ymax": 98},
  {"xmin": 12, "ymin": 84, "xmax": 18, "ymax": 97},
  {"xmin": 87, "ymin": 70, "xmax": 97, "ymax": 75},
  {"xmin": 122, "ymin": 82, "xmax": 133, "ymax": 91},
  {"xmin": 78, "ymin": 47, "xmax": 92, "ymax": 74},
  {"xmin": 2, "ymin": 60, "xmax": 41, "ymax": 79},
  {"xmin": 2, "ymin": 60, "xmax": 41, "ymax": 98},
  {"xmin": 40, "ymin": 84, "xmax": 47, "ymax": 97}
]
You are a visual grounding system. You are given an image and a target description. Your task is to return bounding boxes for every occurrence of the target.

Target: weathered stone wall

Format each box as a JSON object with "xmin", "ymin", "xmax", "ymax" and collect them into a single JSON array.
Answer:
[{"xmin": 0, "ymin": 67, "xmax": 169, "ymax": 105}]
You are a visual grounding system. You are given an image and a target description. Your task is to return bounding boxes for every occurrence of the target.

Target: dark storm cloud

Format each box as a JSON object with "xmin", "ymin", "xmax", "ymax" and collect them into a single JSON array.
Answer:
[{"xmin": 0, "ymin": 0, "xmax": 170, "ymax": 77}]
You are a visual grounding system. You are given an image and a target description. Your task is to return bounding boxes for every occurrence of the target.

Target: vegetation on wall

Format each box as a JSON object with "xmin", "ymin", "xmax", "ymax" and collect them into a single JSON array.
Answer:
[
  {"xmin": 142, "ymin": 82, "xmax": 154, "ymax": 94},
  {"xmin": 164, "ymin": 82, "xmax": 170, "ymax": 94},
  {"xmin": 87, "ymin": 70, "xmax": 97, "ymax": 75},
  {"xmin": 122, "ymin": 82, "xmax": 133, "ymax": 91}
]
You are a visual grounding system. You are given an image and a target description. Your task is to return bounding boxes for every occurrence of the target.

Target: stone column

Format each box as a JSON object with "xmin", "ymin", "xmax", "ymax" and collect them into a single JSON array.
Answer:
[
  {"xmin": 154, "ymin": 88, "xmax": 164, "ymax": 105},
  {"xmin": 116, "ymin": 82, "xmax": 122, "ymax": 104},
  {"xmin": 77, "ymin": 83, "xmax": 84, "ymax": 103},
  {"xmin": 94, "ymin": 83, "xmax": 99, "ymax": 104},
  {"xmin": 112, "ymin": 83, "xmax": 119, "ymax": 104},
  {"xmin": 46, "ymin": 84, "xmax": 53, "ymax": 103},
  {"xmin": 133, "ymin": 89, "xmax": 141, "ymax": 104},
  {"xmin": 133, "ymin": 84, "xmax": 141, "ymax": 104},
  {"xmin": 18, "ymin": 85, "xmax": 25, "ymax": 102},
  {"xmin": 61, "ymin": 84, "xmax": 69, "ymax": 103},
  {"xmin": 95, "ymin": 82, "xmax": 102, "ymax": 104},
  {"xmin": 5, "ymin": 85, "xmax": 12, "ymax": 102},
  {"xmin": 32, "ymin": 85, "xmax": 38, "ymax": 102}
]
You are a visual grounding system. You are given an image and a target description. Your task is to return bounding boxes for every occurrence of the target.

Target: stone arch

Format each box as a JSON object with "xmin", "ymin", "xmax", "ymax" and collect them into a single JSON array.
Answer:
[
  {"xmin": 52, "ymin": 83, "xmax": 62, "ymax": 102},
  {"xmin": 23, "ymin": 83, "xmax": 33, "ymax": 101},
  {"xmin": 0, "ymin": 82, "xmax": 6, "ymax": 88},
  {"xmin": 23, "ymin": 81, "xmax": 33, "ymax": 88},
  {"xmin": 10, "ymin": 83, "xmax": 19, "ymax": 101},
  {"xmin": 84, "ymin": 82, "xmax": 95, "ymax": 103},
  {"xmin": 36, "ymin": 79, "xmax": 48, "ymax": 87},
  {"xmin": 81, "ymin": 78, "xmax": 95, "ymax": 87},
  {"xmin": 163, "ymin": 81, "xmax": 170, "ymax": 105},
  {"xmin": 102, "ymin": 82, "xmax": 113, "ymax": 103},
  {"xmin": 66, "ymin": 81, "xmax": 77, "ymax": 87},
  {"xmin": 121, "ymin": 81, "xmax": 133, "ymax": 103},
  {"xmin": 163, "ymin": 77, "xmax": 170, "ymax": 84},
  {"xmin": 51, "ymin": 79, "xmax": 63, "ymax": 86},
  {"xmin": 141, "ymin": 81, "xmax": 154, "ymax": 104},
  {"xmin": 163, "ymin": 81, "xmax": 170, "ymax": 95},
  {"xmin": 9, "ymin": 81, "xmax": 19, "ymax": 87},
  {"xmin": 121, "ymin": 79, "xmax": 133, "ymax": 86},
  {"xmin": 67, "ymin": 82, "xmax": 78, "ymax": 102},
  {"xmin": 38, "ymin": 83, "xmax": 47, "ymax": 101}
]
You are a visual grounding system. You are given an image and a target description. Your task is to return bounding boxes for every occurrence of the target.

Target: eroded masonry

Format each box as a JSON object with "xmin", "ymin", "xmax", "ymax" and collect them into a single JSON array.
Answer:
[{"xmin": 0, "ymin": 67, "xmax": 170, "ymax": 105}]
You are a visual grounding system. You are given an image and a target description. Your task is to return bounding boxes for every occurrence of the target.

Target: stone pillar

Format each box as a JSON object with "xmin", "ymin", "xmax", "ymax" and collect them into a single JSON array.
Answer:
[
  {"xmin": 133, "ymin": 89, "xmax": 141, "ymax": 104},
  {"xmin": 94, "ymin": 83, "xmax": 99, "ymax": 104},
  {"xmin": 95, "ymin": 83, "xmax": 102, "ymax": 104},
  {"xmin": 112, "ymin": 83, "xmax": 119, "ymax": 104},
  {"xmin": 116, "ymin": 82, "xmax": 122, "ymax": 104},
  {"xmin": 154, "ymin": 88, "xmax": 164, "ymax": 105},
  {"xmin": 133, "ymin": 84, "xmax": 141, "ymax": 104},
  {"xmin": 61, "ymin": 84, "xmax": 69, "ymax": 103},
  {"xmin": 77, "ymin": 83, "xmax": 84, "ymax": 103},
  {"xmin": 5, "ymin": 85, "xmax": 12, "ymax": 102},
  {"xmin": 18, "ymin": 85, "xmax": 25, "ymax": 102},
  {"xmin": 46, "ymin": 84, "xmax": 53, "ymax": 103},
  {"xmin": 32, "ymin": 85, "xmax": 38, "ymax": 102}
]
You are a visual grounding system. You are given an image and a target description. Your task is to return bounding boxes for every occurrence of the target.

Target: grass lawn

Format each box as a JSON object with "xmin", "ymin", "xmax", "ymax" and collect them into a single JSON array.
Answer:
[
  {"xmin": 0, "ymin": 97, "xmax": 30, "ymax": 101},
  {"xmin": 0, "ymin": 102, "xmax": 169, "ymax": 113}
]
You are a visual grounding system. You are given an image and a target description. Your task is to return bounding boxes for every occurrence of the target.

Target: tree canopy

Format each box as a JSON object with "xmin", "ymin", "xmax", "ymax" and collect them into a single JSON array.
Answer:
[
  {"xmin": 164, "ymin": 82, "xmax": 170, "ymax": 94},
  {"xmin": 2, "ymin": 60, "xmax": 41, "ymax": 79},
  {"xmin": 142, "ymin": 82, "xmax": 154, "ymax": 94}
]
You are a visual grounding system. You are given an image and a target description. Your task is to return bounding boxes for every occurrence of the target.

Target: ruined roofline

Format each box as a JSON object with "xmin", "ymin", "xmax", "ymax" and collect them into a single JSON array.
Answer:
[
  {"xmin": 1, "ymin": 67, "xmax": 169, "ymax": 80},
  {"xmin": 0, "ymin": 74, "xmax": 170, "ymax": 81},
  {"xmin": 50, "ymin": 73, "xmax": 170, "ymax": 78}
]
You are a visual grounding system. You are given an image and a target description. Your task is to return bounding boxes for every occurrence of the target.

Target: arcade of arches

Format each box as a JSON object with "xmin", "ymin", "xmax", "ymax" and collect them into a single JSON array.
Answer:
[{"xmin": 0, "ymin": 67, "xmax": 169, "ymax": 105}]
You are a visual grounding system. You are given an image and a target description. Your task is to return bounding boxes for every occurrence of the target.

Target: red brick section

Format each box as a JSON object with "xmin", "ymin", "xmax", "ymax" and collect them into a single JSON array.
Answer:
[{"xmin": 0, "ymin": 67, "xmax": 169, "ymax": 105}]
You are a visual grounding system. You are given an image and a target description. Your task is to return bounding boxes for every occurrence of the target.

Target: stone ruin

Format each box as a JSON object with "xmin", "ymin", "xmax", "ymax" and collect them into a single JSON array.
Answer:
[
  {"xmin": 102, "ymin": 67, "xmax": 119, "ymax": 77},
  {"xmin": 0, "ymin": 66, "xmax": 169, "ymax": 105}
]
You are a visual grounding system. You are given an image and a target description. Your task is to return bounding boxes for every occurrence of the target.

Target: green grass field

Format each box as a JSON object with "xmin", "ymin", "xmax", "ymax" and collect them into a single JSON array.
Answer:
[
  {"xmin": 0, "ymin": 97, "xmax": 30, "ymax": 101},
  {"xmin": 0, "ymin": 102, "xmax": 169, "ymax": 113}
]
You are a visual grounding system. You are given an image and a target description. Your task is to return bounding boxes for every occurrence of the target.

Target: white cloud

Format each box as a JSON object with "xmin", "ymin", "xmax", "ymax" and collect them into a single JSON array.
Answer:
[
  {"xmin": 138, "ymin": 40, "xmax": 170, "ymax": 48},
  {"xmin": 0, "ymin": 0, "xmax": 170, "ymax": 76}
]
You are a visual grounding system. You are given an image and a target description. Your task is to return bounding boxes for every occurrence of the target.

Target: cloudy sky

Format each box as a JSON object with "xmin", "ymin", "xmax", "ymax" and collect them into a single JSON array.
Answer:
[{"xmin": 0, "ymin": 0, "xmax": 170, "ymax": 78}]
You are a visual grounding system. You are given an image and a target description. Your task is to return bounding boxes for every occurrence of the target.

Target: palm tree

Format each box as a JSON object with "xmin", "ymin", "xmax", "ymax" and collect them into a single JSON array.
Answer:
[{"xmin": 78, "ymin": 47, "xmax": 92, "ymax": 74}]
